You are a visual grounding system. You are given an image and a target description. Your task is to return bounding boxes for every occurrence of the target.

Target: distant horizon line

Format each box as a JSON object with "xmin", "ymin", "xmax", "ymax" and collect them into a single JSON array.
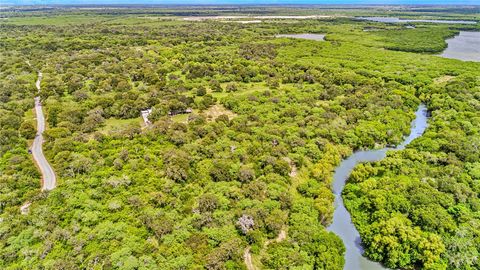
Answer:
[{"xmin": 3, "ymin": 3, "xmax": 480, "ymax": 6}]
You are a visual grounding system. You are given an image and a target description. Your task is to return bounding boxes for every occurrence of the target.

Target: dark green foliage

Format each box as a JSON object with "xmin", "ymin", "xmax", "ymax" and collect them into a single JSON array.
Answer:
[
  {"xmin": 374, "ymin": 27, "xmax": 457, "ymax": 53},
  {"xmin": 1, "ymin": 6, "xmax": 479, "ymax": 270},
  {"xmin": 344, "ymin": 75, "xmax": 480, "ymax": 270}
]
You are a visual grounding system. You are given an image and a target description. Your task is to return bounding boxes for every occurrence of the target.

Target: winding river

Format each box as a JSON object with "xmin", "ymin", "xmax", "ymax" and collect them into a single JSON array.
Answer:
[{"xmin": 328, "ymin": 104, "xmax": 429, "ymax": 270}]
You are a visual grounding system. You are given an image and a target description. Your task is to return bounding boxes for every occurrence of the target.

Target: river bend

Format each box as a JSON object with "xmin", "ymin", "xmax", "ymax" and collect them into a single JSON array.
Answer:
[{"xmin": 328, "ymin": 104, "xmax": 428, "ymax": 270}]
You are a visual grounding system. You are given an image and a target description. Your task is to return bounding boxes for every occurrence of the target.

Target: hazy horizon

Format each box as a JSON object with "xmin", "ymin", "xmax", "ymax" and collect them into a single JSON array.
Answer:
[{"xmin": 3, "ymin": 1, "xmax": 480, "ymax": 6}]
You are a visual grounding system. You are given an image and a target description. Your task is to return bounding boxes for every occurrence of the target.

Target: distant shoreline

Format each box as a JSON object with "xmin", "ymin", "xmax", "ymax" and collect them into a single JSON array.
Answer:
[{"xmin": 2, "ymin": 4, "xmax": 480, "ymax": 8}]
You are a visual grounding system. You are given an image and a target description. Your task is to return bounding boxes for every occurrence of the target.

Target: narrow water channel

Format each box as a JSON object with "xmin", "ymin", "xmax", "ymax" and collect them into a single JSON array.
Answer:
[{"xmin": 328, "ymin": 104, "xmax": 429, "ymax": 270}]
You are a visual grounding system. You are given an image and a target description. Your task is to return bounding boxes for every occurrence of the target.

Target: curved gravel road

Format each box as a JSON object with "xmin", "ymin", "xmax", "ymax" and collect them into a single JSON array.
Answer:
[{"xmin": 32, "ymin": 72, "xmax": 56, "ymax": 191}]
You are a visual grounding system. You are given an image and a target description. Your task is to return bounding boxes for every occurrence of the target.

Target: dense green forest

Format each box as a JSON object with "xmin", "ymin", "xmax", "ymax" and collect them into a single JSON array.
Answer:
[
  {"xmin": 344, "ymin": 75, "xmax": 480, "ymax": 269},
  {"xmin": 0, "ymin": 5, "xmax": 479, "ymax": 270}
]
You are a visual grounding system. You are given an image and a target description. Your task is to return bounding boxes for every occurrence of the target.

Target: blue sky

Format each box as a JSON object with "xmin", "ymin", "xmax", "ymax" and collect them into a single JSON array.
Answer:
[{"xmin": 3, "ymin": 0, "xmax": 480, "ymax": 5}]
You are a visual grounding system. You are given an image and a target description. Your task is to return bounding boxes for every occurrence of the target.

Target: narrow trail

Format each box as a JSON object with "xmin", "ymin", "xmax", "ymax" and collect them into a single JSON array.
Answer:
[
  {"xmin": 283, "ymin": 157, "xmax": 297, "ymax": 177},
  {"xmin": 20, "ymin": 202, "xmax": 31, "ymax": 215},
  {"xmin": 21, "ymin": 70, "xmax": 56, "ymax": 214},
  {"xmin": 243, "ymin": 228, "xmax": 287, "ymax": 270},
  {"xmin": 32, "ymin": 71, "xmax": 56, "ymax": 191},
  {"xmin": 243, "ymin": 247, "xmax": 255, "ymax": 270},
  {"xmin": 243, "ymin": 159, "xmax": 293, "ymax": 269},
  {"xmin": 264, "ymin": 228, "xmax": 287, "ymax": 247}
]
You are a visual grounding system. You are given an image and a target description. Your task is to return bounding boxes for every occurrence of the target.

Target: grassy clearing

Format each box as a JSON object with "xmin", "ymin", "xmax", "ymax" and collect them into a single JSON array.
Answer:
[
  {"xmin": 212, "ymin": 82, "xmax": 271, "ymax": 99},
  {"xmin": 202, "ymin": 104, "xmax": 237, "ymax": 121},
  {"xmin": 98, "ymin": 117, "xmax": 143, "ymax": 134},
  {"xmin": 434, "ymin": 75, "xmax": 455, "ymax": 84},
  {"xmin": 171, "ymin": 113, "xmax": 190, "ymax": 124},
  {"xmin": 186, "ymin": 82, "xmax": 271, "ymax": 104}
]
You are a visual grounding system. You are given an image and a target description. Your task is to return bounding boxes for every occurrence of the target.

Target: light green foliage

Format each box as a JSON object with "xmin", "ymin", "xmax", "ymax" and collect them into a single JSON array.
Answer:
[{"xmin": 1, "ymin": 5, "xmax": 479, "ymax": 270}]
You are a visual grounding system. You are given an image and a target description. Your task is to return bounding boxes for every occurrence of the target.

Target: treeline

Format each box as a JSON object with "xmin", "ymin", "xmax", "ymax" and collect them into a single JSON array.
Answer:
[{"xmin": 0, "ymin": 53, "xmax": 41, "ymax": 213}]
